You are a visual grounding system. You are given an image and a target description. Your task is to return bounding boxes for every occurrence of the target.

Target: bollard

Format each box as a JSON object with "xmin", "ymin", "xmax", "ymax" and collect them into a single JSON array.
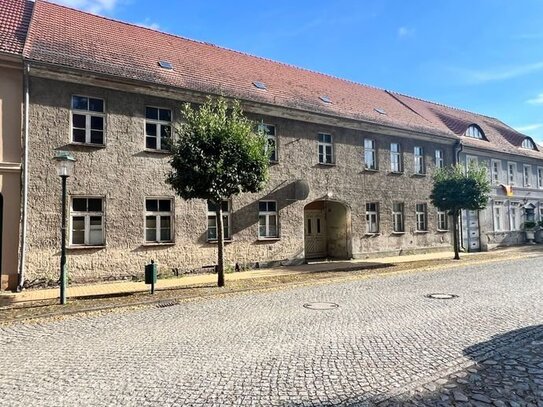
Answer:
[{"xmin": 145, "ymin": 260, "xmax": 157, "ymax": 294}]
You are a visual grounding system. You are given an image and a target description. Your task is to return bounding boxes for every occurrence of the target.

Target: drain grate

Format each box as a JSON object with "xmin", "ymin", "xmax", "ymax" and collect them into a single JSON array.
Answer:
[
  {"xmin": 303, "ymin": 302, "xmax": 339, "ymax": 310},
  {"xmin": 156, "ymin": 300, "xmax": 178, "ymax": 308},
  {"xmin": 425, "ymin": 293, "xmax": 458, "ymax": 300}
]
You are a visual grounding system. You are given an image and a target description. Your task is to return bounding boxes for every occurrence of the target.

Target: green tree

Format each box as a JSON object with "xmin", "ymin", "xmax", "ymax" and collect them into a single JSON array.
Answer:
[
  {"xmin": 166, "ymin": 97, "xmax": 269, "ymax": 287},
  {"xmin": 430, "ymin": 163, "xmax": 491, "ymax": 260}
]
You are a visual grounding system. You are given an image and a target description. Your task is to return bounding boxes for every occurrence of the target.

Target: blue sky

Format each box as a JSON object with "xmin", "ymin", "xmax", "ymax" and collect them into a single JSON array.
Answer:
[{"xmin": 53, "ymin": 0, "xmax": 543, "ymax": 143}]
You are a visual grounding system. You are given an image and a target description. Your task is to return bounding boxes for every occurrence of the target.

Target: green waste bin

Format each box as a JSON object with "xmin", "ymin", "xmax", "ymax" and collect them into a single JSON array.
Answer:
[{"xmin": 145, "ymin": 260, "xmax": 157, "ymax": 293}]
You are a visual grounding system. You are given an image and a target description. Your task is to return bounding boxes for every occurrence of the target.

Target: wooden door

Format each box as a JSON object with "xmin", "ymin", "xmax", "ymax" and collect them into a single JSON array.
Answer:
[{"xmin": 304, "ymin": 209, "xmax": 326, "ymax": 258}]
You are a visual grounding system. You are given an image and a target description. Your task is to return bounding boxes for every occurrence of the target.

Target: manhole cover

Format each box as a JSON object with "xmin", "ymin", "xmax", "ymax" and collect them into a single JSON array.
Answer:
[
  {"xmin": 426, "ymin": 293, "xmax": 458, "ymax": 300},
  {"xmin": 303, "ymin": 302, "xmax": 339, "ymax": 310}
]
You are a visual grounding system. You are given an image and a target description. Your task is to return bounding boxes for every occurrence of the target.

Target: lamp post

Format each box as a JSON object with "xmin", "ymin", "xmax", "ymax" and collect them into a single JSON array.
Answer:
[{"xmin": 53, "ymin": 151, "xmax": 75, "ymax": 305}]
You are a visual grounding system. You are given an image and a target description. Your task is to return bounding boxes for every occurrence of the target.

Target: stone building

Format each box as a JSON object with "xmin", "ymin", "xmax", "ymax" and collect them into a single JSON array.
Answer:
[{"xmin": 1, "ymin": 0, "xmax": 542, "ymax": 290}]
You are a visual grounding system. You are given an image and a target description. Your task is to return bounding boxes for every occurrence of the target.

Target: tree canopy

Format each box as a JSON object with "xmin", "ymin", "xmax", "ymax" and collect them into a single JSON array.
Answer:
[
  {"xmin": 167, "ymin": 97, "xmax": 269, "ymax": 202},
  {"xmin": 166, "ymin": 96, "xmax": 270, "ymax": 286},
  {"xmin": 430, "ymin": 163, "xmax": 491, "ymax": 259},
  {"xmin": 430, "ymin": 164, "xmax": 491, "ymax": 213}
]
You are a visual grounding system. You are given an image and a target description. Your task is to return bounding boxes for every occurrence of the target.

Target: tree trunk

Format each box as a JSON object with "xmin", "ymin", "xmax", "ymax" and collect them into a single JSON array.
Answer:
[
  {"xmin": 452, "ymin": 210, "xmax": 460, "ymax": 260},
  {"xmin": 216, "ymin": 204, "xmax": 225, "ymax": 287}
]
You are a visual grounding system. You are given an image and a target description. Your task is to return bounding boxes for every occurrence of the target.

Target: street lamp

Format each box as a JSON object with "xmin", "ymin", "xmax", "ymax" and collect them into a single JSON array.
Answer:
[{"xmin": 53, "ymin": 151, "xmax": 75, "ymax": 305}]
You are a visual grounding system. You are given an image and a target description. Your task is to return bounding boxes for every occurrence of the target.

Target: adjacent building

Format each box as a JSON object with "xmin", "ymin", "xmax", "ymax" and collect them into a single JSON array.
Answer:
[{"xmin": 0, "ymin": 0, "xmax": 542, "ymax": 290}]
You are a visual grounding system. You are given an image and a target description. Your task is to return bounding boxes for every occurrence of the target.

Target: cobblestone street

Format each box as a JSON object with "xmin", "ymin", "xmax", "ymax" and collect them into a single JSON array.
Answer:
[{"xmin": 0, "ymin": 256, "xmax": 542, "ymax": 406}]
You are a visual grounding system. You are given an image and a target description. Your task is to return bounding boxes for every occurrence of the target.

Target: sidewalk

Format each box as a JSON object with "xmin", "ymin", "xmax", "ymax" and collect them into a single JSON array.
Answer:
[{"xmin": 1, "ymin": 246, "xmax": 540, "ymax": 309}]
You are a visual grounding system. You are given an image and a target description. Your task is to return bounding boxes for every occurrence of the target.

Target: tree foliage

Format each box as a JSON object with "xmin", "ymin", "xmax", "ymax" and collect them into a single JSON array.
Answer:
[
  {"xmin": 166, "ymin": 97, "xmax": 269, "ymax": 287},
  {"xmin": 430, "ymin": 163, "xmax": 491, "ymax": 259},
  {"xmin": 167, "ymin": 97, "xmax": 269, "ymax": 203}
]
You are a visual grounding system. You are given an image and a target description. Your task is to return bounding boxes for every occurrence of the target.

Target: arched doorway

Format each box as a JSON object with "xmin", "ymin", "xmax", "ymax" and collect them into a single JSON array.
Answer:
[{"xmin": 304, "ymin": 200, "xmax": 351, "ymax": 260}]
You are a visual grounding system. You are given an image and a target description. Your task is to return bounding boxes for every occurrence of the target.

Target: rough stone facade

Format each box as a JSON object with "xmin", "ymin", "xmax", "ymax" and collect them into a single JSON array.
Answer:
[{"xmin": 25, "ymin": 77, "xmax": 453, "ymax": 284}]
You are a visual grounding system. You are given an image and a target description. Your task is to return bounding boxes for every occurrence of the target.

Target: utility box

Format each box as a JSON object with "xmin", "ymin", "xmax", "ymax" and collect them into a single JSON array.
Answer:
[{"xmin": 145, "ymin": 260, "xmax": 157, "ymax": 293}]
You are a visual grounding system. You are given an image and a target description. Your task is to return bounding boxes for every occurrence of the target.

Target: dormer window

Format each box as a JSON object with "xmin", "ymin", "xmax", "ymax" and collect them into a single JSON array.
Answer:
[
  {"xmin": 521, "ymin": 138, "xmax": 537, "ymax": 150},
  {"xmin": 465, "ymin": 125, "xmax": 484, "ymax": 140}
]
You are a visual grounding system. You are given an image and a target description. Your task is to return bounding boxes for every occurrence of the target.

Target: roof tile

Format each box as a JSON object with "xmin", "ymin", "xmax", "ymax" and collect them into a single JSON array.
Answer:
[{"xmin": 0, "ymin": 0, "xmax": 33, "ymax": 56}]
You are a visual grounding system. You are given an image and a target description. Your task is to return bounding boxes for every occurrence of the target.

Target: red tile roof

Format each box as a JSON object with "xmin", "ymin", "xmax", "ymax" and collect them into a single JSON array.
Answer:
[
  {"xmin": 20, "ymin": 0, "xmax": 543, "ymax": 159},
  {"xmin": 390, "ymin": 93, "xmax": 543, "ymax": 159},
  {"xmin": 0, "ymin": 0, "xmax": 33, "ymax": 56}
]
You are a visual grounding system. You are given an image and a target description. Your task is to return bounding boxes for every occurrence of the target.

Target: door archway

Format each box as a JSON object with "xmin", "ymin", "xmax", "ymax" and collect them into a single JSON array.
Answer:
[{"xmin": 304, "ymin": 200, "xmax": 351, "ymax": 260}]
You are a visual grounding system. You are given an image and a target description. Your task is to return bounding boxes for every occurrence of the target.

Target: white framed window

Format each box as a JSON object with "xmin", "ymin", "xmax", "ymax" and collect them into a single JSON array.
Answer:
[
  {"xmin": 465, "ymin": 125, "xmax": 484, "ymax": 139},
  {"xmin": 145, "ymin": 107, "xmax": 171, "ymax": 151},
  {"xmin": 522, "ymin": 138, "xmax": 536, "ymax": 150},
  {"xmin": 365, "ymin": 202, "xmax": 379, "ymax": 233},
  {"xmin": 145, "ymin": 198, "xmax": 173, "ymax": 243},
  {"xmin": 494, "ymin": 201, "xmax": 504, "ymax": 231},
  {"xmin": 392, "ymin": 202, "xmax": 404, "ymax": 232},
  {"xmin": 523, "ymin": 165, "xmax": 532, "ymax": 187},
  {"xmin": 390, "ymin": 143, "xmax": 402, "ymax": 172},
  {"xmin": 70, "ymin": 197, "xmax": 104, "ymax": 246},
  {"xmin": 508, "ymin": 162, "xmax": 517, "ymax": 185},
  {"xmin": 415, "ymin": 203, "xmax": 428, "ymax": 231},
  {"xmin": 364, "ymin": 139, "xmax": 377, "ymax": 170},
  {"xmin": 435, "ymin": 149, "xmax": 444, "ymax": 169},
  {"xmin": 71, "ymin": 95, "xmax": 105, "ymax": 145},
  {"xmin": 437, "ymin": 211, "xmax": 448, "ymax": 231},
  {"xmin": 491, "ymin": 160, "xmax": 501, "ymax": 185},
  {"xmin": 509, "ymin": 202, "xmax": 521, "ymax": 231},
  {"xmin": 466, "ymin": 155, "xmax": 478, "ymax": 170},
  {"xmin": 259, "ymin": 124, "xmax": 277, "ymax": 162},
  {"xmin": 318, "ymin": 133, "xmax": 333, "ymax": 164},
  {"xmin": 538, "ymin": 167, "xmax": 543, "ymax": 189},
  {"xmin": 207, "ymin": 200, "xmax": 231, "ymax": 240},
  {"xmin": 258, "ymin": 201, "xmax": 278, "ymax": 238},
  {"xmin": 414, "ymin": 147, "xmax": 425, "ymax": 174}
]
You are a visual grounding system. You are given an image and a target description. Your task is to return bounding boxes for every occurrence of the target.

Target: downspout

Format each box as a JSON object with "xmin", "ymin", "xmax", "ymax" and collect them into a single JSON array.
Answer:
[
  {"xmin": 17, "ymin": 62, "xmax": 30, "ymax": 292},
  {"xmin": 454, "ymin": 140, "xmax": 466, "ymax": 251}
]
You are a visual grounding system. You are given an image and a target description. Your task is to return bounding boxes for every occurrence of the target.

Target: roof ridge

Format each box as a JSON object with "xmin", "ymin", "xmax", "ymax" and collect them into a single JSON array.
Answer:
[
  {"xmin": 38, "ymin": 0, "xmax": 389, "ymax": 96},
  {"xmin": 388, "ymin": 89, "xmax": 500, "ymax": 122}
]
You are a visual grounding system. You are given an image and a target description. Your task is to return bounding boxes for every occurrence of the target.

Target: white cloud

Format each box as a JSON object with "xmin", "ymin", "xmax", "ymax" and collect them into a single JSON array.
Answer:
[
  {"xmin": 451, "ymin": 61, "xmax": 543, "ymax": 84},
  {"xmin": 135, "ymin": 20, "xmax": 160, "ymax": 30},
  {"xmin": 526, "ymin": 93, "xmax": 543, "ymax": 105},
  {"xmin": 398, "ymin": 26, "xmax": 415, "ymax": 38},
  {"xmin": 514, "ymin": 123, "xmax": 543, "ymax": 132},
  {"xmin": 49, "ymin": 0, "xmax": 118, "ymax": 14}
]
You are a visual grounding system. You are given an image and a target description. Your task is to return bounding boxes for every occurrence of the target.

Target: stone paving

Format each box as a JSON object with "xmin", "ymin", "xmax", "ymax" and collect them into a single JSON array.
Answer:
[{"xmin": 0, "ymin": 256, "xmax": 542, "ymax": 406}]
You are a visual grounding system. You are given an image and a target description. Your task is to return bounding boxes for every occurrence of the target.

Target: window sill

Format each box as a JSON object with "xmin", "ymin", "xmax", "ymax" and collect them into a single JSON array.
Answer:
[
  {"xmin": 364, "ymin": 168, "xmax": 379, "ymax": 172},
  {"xmin": 414, "ymin": 230, "xmax": 429, "ymax": 234},
  {"xmin": 69, "ymin": 142, "xmax": 106, "ymax": 149},
  {"xmin": 412, "ymin": 173, "xmax": 426, "ymax": 177},
  {"xmin": 142, "ymin": 242, "xmax": 175, "ymax": 247},
  {"xmin": 67, "ymin": 245, "xmax": 106, "ymax": 250},
  {"xmin": 389, "ymin": 171, "xmax": 403, "ymax": 175},
  {"xmin": 269, "ymin": 160, "xmax": 279, "ymax": 165},
  {"xmin": 257, "ymin": 237, "xmax": 280, "ymax": 242},
  {"xmin": 364, "ymin": 232, "xmax": 380, "ymax": 237},
  {"xmin": 144, "ymin": 149, "xmax": 171, "ymax": 155},
  {"xmin": 317, "ymin": 162, "xmax": 336, "ymax": 167},
  {"xmin": 207, "ymin": 239, "xmax": 233, "ymax": 244},
  {"xmin": 391, "ymin": 231, "xmax": 406, "ymax": 235},
  {"xmin": 436, "ymin": 229, "xmax": 450, "ymax": 233}
]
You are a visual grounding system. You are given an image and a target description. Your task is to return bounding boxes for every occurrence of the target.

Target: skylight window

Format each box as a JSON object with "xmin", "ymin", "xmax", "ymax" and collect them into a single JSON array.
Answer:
[
  {"xmin": 374, "ymin": 108, "xmax": 387, "ymax": 115},
  {"xmin": 158, "ymin": 60, "xmax": 173, "ymax": 70},
  {"xmin": 319, "ymin": 95, "xmax": 331, "ymax": 104},
  {"xmin": 522, "ymin": 138, "xmax": 537, "ymax": 150},
  {"xmin": 465, "ymin": 125, "xmax": 484, "ymax": 140},
  {"xmin": 252, "ymin": 81, "xmax": 267, "ymax": 90}
]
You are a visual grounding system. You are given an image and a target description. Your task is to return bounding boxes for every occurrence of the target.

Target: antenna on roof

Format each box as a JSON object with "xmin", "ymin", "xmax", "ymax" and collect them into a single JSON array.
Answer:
[
  {"xmin": 158, "ymin": 60, "xmax": 173, "ymax": 70},
  {"xmin": 252, "ymin": 81, "xmax": 267, "ymax": 90}
]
